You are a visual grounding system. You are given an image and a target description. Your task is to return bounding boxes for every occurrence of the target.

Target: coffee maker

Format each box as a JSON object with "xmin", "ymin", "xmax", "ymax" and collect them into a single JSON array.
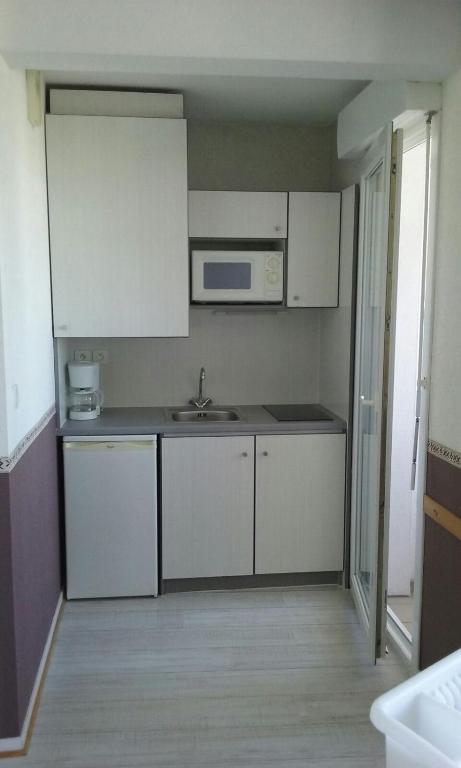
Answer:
[{"xmin": 68, "ymin": 361, "xmax": 103, "ymax": 420}]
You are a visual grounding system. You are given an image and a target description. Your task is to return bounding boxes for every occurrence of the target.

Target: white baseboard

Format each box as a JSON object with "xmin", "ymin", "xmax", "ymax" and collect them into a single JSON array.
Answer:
[{"xmin": 0, "ymin": 592, "xmax": 63, "ymax": 755}]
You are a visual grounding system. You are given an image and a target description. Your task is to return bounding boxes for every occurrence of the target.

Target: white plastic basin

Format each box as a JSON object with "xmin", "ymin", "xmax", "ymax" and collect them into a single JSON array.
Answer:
[{"xmin": 371, "ymin": 649, "xmax": 461, "ymax": 768}]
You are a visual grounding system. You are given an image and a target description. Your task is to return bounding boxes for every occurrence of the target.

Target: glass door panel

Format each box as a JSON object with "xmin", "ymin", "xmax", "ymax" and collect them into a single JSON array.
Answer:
[{"xmin": 351, "ymin": 125, "xmax": 392, "ymax": 662}]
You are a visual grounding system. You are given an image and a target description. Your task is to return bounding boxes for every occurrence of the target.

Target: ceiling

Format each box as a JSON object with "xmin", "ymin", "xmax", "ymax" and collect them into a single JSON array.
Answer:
[
  {"xmin": 44, "ymin": 71, "xmax": 368, "ymax": 124},
  {"xmin": 3, "ymin": 0, "xmax": 461, "ymax": 125}
]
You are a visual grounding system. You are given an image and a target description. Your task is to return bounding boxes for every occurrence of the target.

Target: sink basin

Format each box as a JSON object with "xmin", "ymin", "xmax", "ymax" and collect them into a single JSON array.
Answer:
[{"xmin": 171, "ymin": 409, "xmax": 240, "ymax": 422}]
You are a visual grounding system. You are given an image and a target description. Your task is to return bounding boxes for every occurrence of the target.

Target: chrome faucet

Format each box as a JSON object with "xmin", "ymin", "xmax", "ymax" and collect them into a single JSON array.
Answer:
[{"xmin": 189, "ymin": 366, "xmax": 213, "ymax": 409}]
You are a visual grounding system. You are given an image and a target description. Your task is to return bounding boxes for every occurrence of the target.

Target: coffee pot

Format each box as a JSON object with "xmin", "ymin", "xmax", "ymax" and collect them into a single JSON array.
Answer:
[{"xmin": 68, "ymin": 361, "xmax": 103, "ymax": 421}]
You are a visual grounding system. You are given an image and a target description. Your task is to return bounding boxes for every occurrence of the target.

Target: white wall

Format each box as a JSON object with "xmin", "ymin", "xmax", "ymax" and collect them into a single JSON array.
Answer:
[
  {"xmin": 0, "ymin": 59, "xmax": 55, "ymax": 455},
  {"xmin": 429, "ymin": 68, "xmax": 461, "ymax": 454},
  {"xmin": 64, "ymin": 309, "xmax": 321, "ymax": 407},
  {"xmin": 2, "ymin": 0, "xmax": 461, "ymax": 82},
  {"xmin": 337, "ymin": 81, "xmax": 441, "ymax": 159}
]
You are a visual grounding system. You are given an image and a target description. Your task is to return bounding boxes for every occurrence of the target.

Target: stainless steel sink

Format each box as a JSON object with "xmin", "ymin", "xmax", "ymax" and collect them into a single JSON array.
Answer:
[{"xmin": 170, "ymin": 409, "xmax": 240, "ymax": 422}]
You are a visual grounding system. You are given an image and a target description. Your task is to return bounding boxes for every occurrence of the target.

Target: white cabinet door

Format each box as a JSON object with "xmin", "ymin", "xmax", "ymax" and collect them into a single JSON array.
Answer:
[
  {"xmin": 287, "ymin": 192, "xmax": 341, "ymax": 307},
  {"xmin": 46, "ymin": 115, "xmax": 189, "ymax": 337},
  {"xmin": 162, "ymin": 436, "xmax": 254, "ymax": 579},
  {"xmin": 189, "ymin": 191, "xmax": 288, "ymax": 239},
  {"xmin": 255, "ymin": 434, "xmax": 345, "ymax": 574}
]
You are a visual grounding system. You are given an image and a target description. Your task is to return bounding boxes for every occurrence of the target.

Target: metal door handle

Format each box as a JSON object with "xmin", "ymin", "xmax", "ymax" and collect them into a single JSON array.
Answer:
[{"xmin": 411, "ymin": 417, "xmax": 420, "ymax": 490}]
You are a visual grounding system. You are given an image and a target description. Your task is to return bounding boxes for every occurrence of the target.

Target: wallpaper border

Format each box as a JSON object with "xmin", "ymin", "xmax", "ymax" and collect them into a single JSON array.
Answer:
[
  {"xmin": 427, "ymin": 439, "xmax": 461, "ymax": 470},
  {"xmin": 0, "ymin": 407, "xmax": 55, "ymax": 473}
]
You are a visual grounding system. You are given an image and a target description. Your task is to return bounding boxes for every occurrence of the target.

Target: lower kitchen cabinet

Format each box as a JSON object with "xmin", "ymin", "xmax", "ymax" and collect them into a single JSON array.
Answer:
[
  {"xmin": 162, "ymin": 436, "xmax": 254, "ymax": 579},
  {"xmin": 255, "ymin": 434, "xmax": 345, "ymax": 574}
]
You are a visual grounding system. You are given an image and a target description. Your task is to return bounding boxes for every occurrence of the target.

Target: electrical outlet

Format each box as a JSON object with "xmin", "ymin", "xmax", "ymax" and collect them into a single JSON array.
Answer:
[
  {"xmin": 92, "ymin": 350, "xmax": 109, "ymax": 364},
  {"xmin": 74, "ymin": 350, "xmax": 92, "ymax": 362}
]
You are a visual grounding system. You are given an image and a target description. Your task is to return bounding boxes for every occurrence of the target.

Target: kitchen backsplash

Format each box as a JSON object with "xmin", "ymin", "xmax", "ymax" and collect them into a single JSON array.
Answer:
[{"xmin": 62, "ymin": 308, "xmax": 321, "ymax": 409}]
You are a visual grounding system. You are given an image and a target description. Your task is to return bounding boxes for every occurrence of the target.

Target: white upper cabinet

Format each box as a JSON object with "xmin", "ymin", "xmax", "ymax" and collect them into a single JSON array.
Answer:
[
  {"xmin": 287, "ymin": 192, "xmax": 341, "ymax": 307},
  {"xmin": 46, "ymin": 115, "xmax": 189, "ymax": 337},
  {"xmin": 189, "ymin": 191, "xmax": 288, "ymax": 239}
]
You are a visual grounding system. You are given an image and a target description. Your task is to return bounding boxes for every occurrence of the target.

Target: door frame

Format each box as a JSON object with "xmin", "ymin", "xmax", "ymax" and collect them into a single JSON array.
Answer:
[
  {"xmin": 349, "ymin": 108, "xmax": 441, "ymax": 666},
  {"xmin": 385, "ymin": 113, "xmax": 441, "ymax": 671}
]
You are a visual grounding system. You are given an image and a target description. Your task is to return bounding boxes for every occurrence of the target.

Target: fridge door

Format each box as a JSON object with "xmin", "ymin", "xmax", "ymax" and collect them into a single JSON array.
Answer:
[{"xmin": 64, "ymin": 436, "xmax": 157, "ymax": 599}]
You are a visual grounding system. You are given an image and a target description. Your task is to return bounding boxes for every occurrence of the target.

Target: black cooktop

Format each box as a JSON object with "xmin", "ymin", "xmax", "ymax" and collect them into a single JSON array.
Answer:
[{"xmin": 263, "ymin": 404, "xmax": 334, "ymax": 422}]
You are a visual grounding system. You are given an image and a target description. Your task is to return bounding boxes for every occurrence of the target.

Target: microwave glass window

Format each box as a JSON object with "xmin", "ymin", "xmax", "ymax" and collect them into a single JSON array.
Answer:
[{"xmin": 203, "ymin": 262, "xmax": 252, "ymax": 290}]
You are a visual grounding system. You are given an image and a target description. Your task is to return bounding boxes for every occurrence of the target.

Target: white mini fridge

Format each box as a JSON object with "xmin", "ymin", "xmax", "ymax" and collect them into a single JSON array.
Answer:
[{"xmin": 63, "ymin": 435, "xmax": 158, "ymax": 599}]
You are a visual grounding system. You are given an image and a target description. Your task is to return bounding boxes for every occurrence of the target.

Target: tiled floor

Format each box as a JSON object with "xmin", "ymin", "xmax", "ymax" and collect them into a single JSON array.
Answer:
[
  {"xmin": 4, "ymin": 586, "xmax": 406, "ymax": 767},
  {"xmin": 387, "ymin": 595, "xmax": 414, "ymax": 638}
]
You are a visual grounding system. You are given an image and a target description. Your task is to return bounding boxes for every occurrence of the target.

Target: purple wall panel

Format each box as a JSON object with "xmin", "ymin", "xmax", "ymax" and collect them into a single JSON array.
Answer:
[
  {"xmin": 421, "ymin": 450, "xmax": 461, "ymax": 668},
  {"xmin": 420, "ymin": 517, "xmax": 461, "ymax": 668},
  {"xmin": 426, "ymin": 452, "xmax": 461, "ymax": 519},
  {"xmin": 0, "ymin": 416, "xmax": 61, "ymax": 739},
  {"xmin": 0, "ymin": 475, "xmax": 19, "ymax": 737}
]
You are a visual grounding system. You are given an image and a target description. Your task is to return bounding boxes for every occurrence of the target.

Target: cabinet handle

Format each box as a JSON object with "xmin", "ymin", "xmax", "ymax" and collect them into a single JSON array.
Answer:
[
  {"xmin": 274, "ymin": 225, "xmax": 281, "ymax": 232},
  {"xmin": 293, "ymin": 295, "xmax": 300, "ymax": 301},
  {"xmin": 262, "ymin": 451, "xmax": 269, "ymax": 457},
  {"xmin": 241, "ymin": 451, "xmax": 248, "ymax": 457}
]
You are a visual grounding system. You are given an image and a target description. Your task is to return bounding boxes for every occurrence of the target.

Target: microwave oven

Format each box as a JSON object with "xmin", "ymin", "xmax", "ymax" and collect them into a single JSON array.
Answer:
[{"xmin": 191, "ymin": 250, "xmax": 284, "ymax": 304}]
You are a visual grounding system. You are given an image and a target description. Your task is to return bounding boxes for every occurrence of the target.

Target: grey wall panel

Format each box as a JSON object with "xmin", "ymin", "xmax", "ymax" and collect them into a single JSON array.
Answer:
[
  {"xmin": 66, "ymin": 308, "xmax": 321, "ymax": 407},
  {"xmin": 188, "ymin": 121, "xmax": 336, "ymax": 192}
]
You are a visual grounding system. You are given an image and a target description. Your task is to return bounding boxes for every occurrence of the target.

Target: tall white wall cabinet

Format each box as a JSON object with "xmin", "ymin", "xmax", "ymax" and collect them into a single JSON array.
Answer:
[
  {"xmin": 287, "ymin": 192, "xmax": 341, "ymax": 307},
  {"xmin": 46, "ymin": 114, "xmax": 189, "ymax": 337}
]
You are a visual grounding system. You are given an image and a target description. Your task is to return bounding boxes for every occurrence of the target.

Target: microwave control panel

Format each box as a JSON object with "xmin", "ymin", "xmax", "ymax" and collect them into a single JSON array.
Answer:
[{"xmin": 263, "ymin": 252, "xmax": 284, "ymax": 299}]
